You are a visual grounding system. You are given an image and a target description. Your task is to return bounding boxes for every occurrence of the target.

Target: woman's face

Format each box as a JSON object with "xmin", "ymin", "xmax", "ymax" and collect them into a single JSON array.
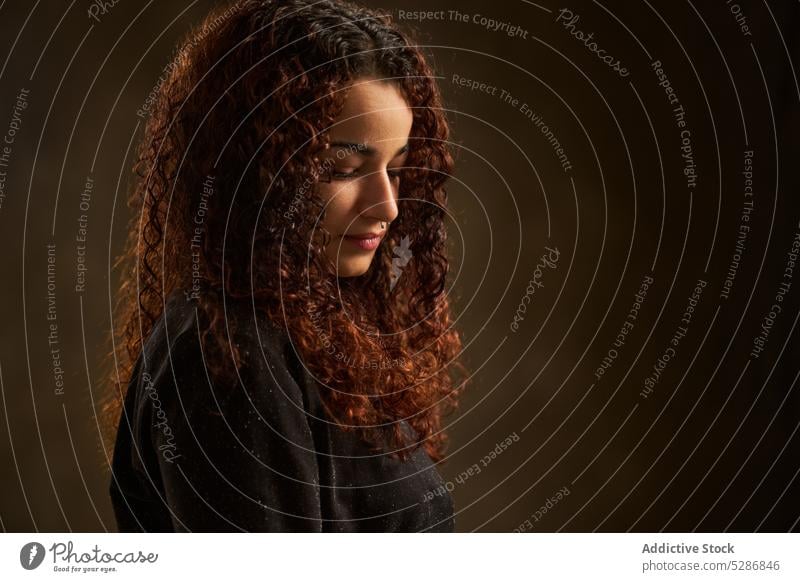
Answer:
[{"xmin": 316, "ymin": 77, "xmax": 413, "ymax": 277}]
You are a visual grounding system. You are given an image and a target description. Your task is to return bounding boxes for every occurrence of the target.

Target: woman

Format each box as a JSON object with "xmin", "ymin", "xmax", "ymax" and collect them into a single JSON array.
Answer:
[{"xmin": 103, "ymin": 0, "xmax": 467, "ymax": 532}]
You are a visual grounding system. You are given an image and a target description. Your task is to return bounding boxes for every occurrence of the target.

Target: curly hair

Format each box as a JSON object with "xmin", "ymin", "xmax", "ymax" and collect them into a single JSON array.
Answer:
[{"xmin": 101, "ymin": 0, "xmax": 467, "ymax": 465}]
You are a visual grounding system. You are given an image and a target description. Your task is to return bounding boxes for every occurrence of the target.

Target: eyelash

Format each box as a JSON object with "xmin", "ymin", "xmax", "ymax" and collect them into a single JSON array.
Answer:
[{"xmin": 331, "ymin": 169, "xmax": 403, "ymax": 181}]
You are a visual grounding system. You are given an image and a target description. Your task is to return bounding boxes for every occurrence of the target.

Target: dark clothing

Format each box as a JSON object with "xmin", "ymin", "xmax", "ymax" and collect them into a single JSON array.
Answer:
[{"xmin": 109, "ymin": 292, "xmax": 454, "ymax": 532}]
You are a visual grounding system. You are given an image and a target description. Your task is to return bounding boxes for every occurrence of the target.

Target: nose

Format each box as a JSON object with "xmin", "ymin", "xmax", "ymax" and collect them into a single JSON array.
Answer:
[{"xmin": 360, "ymin": 170, "xmax": 399, "ymax": 225}]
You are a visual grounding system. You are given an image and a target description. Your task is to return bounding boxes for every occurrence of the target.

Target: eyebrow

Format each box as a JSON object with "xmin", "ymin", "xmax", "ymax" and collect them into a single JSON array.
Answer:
[{"xmin": 328, "ymin": 141, "xmax": 409, "ymax": 158}]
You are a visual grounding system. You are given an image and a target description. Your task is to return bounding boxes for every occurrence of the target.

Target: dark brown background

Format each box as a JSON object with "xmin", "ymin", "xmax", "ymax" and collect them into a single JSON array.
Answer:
[{"xmin": 0, "ymin": 0, "xmax": 798, "ymax": 532}]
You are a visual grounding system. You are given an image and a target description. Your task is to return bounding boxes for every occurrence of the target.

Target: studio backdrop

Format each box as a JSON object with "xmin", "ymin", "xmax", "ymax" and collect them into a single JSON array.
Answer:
[{"xmin": 0, "ymin": 0, "xmax": 798, "ymax": 532}]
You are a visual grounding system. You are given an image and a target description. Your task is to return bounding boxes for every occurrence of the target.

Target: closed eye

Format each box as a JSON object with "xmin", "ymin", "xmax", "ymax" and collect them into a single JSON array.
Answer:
[
  {"xmin": 330, "ymin": 167, "xmax": 360, "ymax": 179},
  {"xmin": 330, "ymin": 168, "xmax": 403, "ymax": 181}
]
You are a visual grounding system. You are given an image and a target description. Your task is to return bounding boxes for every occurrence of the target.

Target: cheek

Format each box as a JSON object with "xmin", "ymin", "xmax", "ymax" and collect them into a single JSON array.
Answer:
[{"xmin": 318, "ymin": 183, "xmax": 356, "ymax": 228}]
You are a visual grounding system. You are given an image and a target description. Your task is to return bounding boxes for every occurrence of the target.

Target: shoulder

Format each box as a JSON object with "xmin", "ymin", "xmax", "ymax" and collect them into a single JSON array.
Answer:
[
  {"xmin": 138, "ymin": 291, "xmax": 306, "ymax": 411},
  {"xmin": 143, "ymin": 291, "xmax": 290, "ymax": 362}
]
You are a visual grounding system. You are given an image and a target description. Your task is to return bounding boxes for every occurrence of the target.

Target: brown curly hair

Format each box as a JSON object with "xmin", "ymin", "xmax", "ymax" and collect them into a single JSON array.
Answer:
[{"xmin": 101, "ymin": 0, "xmax": 467, "ymax": 465}]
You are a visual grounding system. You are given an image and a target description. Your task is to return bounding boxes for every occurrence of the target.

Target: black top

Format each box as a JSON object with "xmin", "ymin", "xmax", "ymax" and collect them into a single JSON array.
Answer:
[{"xmin": 108, "ymin": 292, "xmax": 454, "ymax": 532}]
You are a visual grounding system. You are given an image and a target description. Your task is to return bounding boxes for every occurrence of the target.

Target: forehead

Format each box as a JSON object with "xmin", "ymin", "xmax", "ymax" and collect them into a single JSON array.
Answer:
[{"xmin": 328, "ymin": 79, "xmax": 413, "ymax": 148}]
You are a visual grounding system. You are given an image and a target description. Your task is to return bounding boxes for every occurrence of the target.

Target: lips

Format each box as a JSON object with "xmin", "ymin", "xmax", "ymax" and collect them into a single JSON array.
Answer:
[{"xmin": 342, "ymin": 231, "xmax": 384, "ymax": 251}]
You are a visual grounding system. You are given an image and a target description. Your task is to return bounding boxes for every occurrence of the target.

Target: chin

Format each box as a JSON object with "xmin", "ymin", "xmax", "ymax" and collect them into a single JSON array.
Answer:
[{"xmin": 335, "ymin": 257, "xmax": 374, "ymax": 278}]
